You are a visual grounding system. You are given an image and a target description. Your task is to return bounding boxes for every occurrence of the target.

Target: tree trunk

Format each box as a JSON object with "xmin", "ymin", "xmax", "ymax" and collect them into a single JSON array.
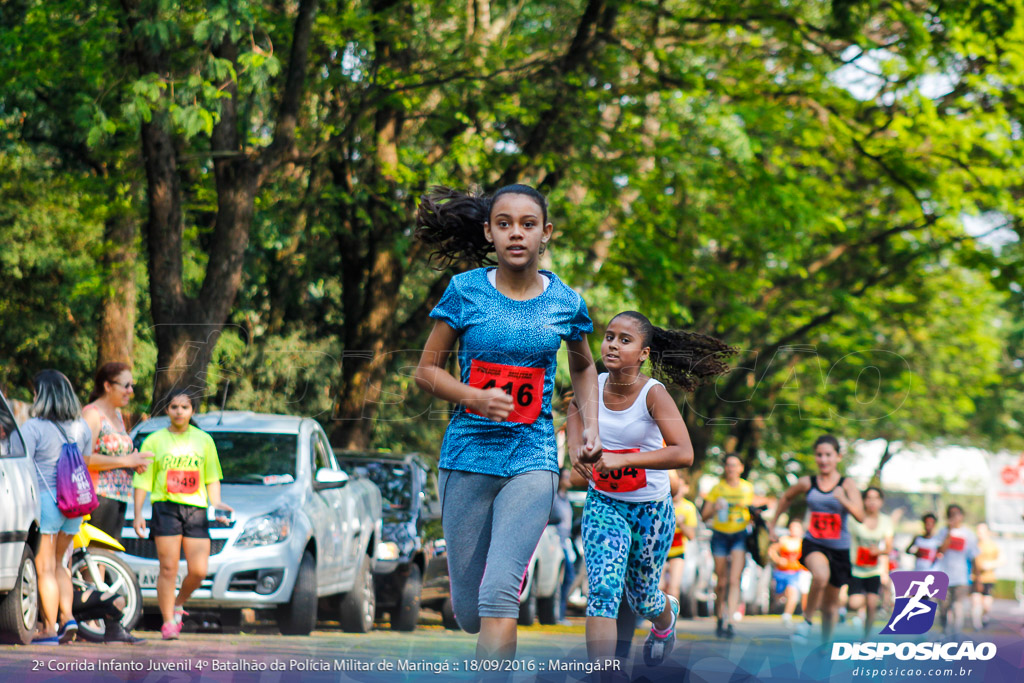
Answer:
[{"xmin": 97, "ymin": 209, "xmax": 137, "ymax": 366}]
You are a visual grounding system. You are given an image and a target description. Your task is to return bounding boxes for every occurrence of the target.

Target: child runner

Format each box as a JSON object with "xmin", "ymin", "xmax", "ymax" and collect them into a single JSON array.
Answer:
[
  {"xmin": 661, "ymin": 473, "xmax": 698, "ymax": 609},
  {"xmin": 132, "ymin": 391, "xmax": 232, "ymax": 640},
  {"xmin": 847, "ymin": 487, "xmax": 893, "ymax": 639},
  {"xmin": 413, "ymin": 184, "xmax": 601, "ymax": 659},
  {"xmin": 970, "ymin": 523, "xmax": 1000, "ymax": 630},
  {"xmin": 568, "ymin": 311, "xmax": 731, "ymax": 669},
  {"xmin": 906, "ymin": 513, "xmax": 940, "ymax": 570},
  {"xmin": 770, "ymin": 435, "xmax": 864, "ymax": 643},
  {"xmin": 768, "ymin": 520, "xmax": 806, "ymax": 628},
  {"xmin": 934, "ymin": 504, "xmax": 977, "ymax": 639},
  {"xmin": 701, "ymin": 453, "xmax": 754, "ymax": 638}
]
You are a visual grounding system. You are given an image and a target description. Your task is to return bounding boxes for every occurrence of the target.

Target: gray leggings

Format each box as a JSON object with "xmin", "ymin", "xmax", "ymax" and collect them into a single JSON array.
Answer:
[{"xmin": 439, "ymin": 468, "xmax": 558, "ymax": 633}]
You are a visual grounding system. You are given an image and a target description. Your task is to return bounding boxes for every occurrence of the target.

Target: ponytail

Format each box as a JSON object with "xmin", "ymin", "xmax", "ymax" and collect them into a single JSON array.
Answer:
[
  {"xmin": 415, "ymin": 184, "xmax": 550, "ymax": 268},
  {"xmin": 415, "ymin": 187, "xmax": 494, "ymax": 268},
  {"xmin": 611, "ymin": 311, "xmax": 735, "ymax": 392}
]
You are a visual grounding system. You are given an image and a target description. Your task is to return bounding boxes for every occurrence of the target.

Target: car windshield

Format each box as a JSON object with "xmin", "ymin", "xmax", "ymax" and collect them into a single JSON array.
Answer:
[
  {"xmin": 342, "ymin": 461, "xmax": 411, "ymax": 510},
  {"xmin": 135, "ymin": 431, "xmax": 298, "ymax": 484}
]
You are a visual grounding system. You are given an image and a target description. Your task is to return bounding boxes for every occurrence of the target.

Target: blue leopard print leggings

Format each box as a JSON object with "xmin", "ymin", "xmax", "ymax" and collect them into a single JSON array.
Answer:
[{"xmin": 583, "ymin": 490, "xmax": 675, "ymax": 619}]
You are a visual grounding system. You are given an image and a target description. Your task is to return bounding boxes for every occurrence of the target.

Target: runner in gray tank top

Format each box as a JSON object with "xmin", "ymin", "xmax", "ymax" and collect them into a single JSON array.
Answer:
[{"xmin": 769, "ymin": 435, "xmax": 864, "ymax": 644}]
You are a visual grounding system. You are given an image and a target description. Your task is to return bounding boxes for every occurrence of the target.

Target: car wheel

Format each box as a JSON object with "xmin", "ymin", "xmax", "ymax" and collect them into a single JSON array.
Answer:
[
  {"xmin": 537, "ymin": 563, "xmax": 563, "ymax": 625},
  {"xmin": 440, "ymin": 597, "xmax": 459, "ymax": 630},
  {"xmin": 277, "ymin": 550, "xmax": 318, "ymax": 636},
  {"xmin": 518, "ymin": 570, "xmax": 537, "ymax": 626},
  {"xmin": 0, "ymin": 544, "xmax": 38, "ymax": 645},
  {"xmin": 391, "ymin": 564, "xmax": 422, "ymax": 632},
  {"xmin": 339, "ymin": 553, "xmax": 375, "ymax": 633}
]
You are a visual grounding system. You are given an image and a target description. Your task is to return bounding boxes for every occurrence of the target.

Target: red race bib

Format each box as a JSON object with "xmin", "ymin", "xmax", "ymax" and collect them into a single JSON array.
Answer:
[
  {"xmin": 593, "ymin": 449, "xmax": 646, "ymax": 493},
  {"xmin": 808, "ymin": 511, "xmax": 842, "ymax": 540},
  {"xmin": 466, "ymin": 359, "xmax": 545, "ymax": 424},
  {"xmin": 670, "ymin": 530, "xmax": 683, "ymax": 548},
  {"xmin": 948, "ymin": 535, "xmax": 966, "ymax": 552},
  {"xmin": 167, "ymin": 469, "xmax": 200, "ymax": 494},
  {"xmin": 855, "ymin": 546, "xmax": 878, "ymax": 567},
  {"xmin": 917, "ymin": 547, "xmax": 936, "ymax": 561}
]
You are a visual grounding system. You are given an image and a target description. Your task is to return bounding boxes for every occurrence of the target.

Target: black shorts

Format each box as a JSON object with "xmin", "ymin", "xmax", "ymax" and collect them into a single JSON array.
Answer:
[
  {"xmin": 150, "ymin": 501, "xmax": 209, "ymax": 538},
  {"xmin": 848, "ymin": 574, "xmax": 882, "ymax": 595},
  {"xmin": 90, "ymin": 496, "xmax": 127, "ymax": 544},
  {"xmin": 800, "ymin": 538, "xmax": 851, "ymax": 588},
  {"xmin": 972, "ymin": 582, "xmax": 994, "ymax": 596}
]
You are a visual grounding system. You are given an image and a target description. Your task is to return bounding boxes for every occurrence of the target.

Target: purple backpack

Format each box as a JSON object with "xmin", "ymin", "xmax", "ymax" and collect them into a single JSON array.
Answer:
[{"xmin": 53, "ymin": 421, "xmax": 99, "ymax": 518}]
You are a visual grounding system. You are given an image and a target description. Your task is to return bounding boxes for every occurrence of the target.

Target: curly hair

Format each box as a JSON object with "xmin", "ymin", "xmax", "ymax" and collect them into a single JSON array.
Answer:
[
  {"xmin": 415, "ymin": 184, "xmax": 548, "ymax": 269},
  {"xmin": 611, "ymin": 311, "xmax": 735, "ymax": 392}
]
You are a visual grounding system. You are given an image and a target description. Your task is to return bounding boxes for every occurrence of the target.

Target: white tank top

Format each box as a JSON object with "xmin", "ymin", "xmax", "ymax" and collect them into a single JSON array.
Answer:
[{"xmin": 590, "ymin": 373, "xmax": 670, "ymax": 503}]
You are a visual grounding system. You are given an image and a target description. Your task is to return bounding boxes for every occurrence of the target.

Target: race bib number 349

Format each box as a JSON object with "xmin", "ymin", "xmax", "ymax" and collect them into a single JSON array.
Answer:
[
  {"xmin": 467, "ymin": 359, "xmax": 545, "ymax": 424},
  {"xmin": 167, "ymin": 469, "xmax": 200, "ymax": 494}
]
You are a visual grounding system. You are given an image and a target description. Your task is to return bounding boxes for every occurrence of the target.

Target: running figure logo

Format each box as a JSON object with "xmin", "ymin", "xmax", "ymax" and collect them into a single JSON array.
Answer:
[{"xmin": 882, "ymin": 571, "xmax": 949, "ymax": 635}]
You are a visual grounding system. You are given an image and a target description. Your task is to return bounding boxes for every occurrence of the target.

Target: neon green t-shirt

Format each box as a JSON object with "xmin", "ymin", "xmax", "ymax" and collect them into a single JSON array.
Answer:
[
  {"xmin": 134, "ymin": 426, "xmax": 223, "ymax": 508},
  {"xmin": 706, "ymin": 479, "xmax": 754, "ymax": 534}
]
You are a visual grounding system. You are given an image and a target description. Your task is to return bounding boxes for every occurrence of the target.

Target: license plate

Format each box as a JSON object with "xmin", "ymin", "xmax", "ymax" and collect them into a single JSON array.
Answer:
[{"xmin": 137, "ymin": 567, "xmax": 185, "ymax": 588}]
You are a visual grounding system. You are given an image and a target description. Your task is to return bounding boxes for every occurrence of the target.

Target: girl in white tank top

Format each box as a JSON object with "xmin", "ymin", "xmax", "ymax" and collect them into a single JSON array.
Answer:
[{"xmin": 567, "ymin": 311, "xmax": 734, "ymax": 668}]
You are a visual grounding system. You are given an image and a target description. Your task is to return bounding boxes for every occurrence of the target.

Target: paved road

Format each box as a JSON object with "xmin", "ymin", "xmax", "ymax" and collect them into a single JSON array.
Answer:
[{"xmin": 2, "ymin": 602, "xmax": 1023, "ymax": 682}]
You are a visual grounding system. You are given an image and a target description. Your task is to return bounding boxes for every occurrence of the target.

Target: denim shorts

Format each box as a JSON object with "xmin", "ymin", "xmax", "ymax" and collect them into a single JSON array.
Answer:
[
  {"xmin": 711, "ymin": 529, "xmax": 748, "ymax": 557},
  {"xmin": 39, "ymin": 493, "xmax": 83, "ymax": 535}
]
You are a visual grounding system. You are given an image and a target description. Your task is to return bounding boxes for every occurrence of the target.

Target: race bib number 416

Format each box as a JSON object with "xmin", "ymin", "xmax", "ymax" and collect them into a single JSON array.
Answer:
[{"xmin": 466, "ymin": 359, "xmax": 545, "ymax": 424}]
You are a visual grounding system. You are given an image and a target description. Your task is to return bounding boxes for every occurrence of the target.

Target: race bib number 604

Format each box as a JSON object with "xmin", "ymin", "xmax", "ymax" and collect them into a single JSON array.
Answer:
[{"xmin": 466, "ymin": 359, "xmax": 545, "ymax": 424}]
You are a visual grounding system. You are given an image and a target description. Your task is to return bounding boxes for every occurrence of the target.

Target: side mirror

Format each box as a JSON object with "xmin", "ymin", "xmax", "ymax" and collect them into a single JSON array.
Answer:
[{"xmin": 314, "ymin": 468, "xmax": 349, "ymax": 490}]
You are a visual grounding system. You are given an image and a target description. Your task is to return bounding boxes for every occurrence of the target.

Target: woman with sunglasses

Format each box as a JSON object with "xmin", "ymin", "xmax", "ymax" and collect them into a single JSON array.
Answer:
[{"xmin": 82, "ymin": 362, "xmax": 153, "ymax": 546}]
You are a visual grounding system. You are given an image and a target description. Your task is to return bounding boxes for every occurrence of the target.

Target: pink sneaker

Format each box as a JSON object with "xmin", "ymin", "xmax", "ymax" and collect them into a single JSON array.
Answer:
[
  {"xmin": 173, "ymin": 607, "xmax": 189, "ymax": 626},
  {"xmin": 161, "ymin": 621, "xmax": 181, "ymax": 640}
]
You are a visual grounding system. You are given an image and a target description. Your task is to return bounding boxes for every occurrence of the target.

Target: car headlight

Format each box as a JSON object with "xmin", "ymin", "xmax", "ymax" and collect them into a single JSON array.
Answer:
[
  {"xmin": 375, "ymin": 542, "xmax": 400, "ymax": 561},
  {"xmin": 235, "ymin": 509, "xmax": 293, "ymax": 548}
]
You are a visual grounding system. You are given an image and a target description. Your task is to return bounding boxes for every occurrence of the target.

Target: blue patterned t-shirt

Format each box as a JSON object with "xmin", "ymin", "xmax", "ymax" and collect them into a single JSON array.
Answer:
[{"xmin": 430, "ymin": 268, "xmax": 593, "ymax": 476}]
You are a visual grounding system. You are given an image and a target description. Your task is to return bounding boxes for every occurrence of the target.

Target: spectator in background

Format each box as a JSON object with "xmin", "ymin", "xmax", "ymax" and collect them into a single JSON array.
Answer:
[
  {"xmin": 970, "ymin": 523, "xmax": 1000, "ymax": 630},
  {"xmin": 768, "ymin": 520, "xmax": 807, "ymax": 628},
  {"xmin": 551, "ymin": 468, "xmax": 576, "ymax": 625}
]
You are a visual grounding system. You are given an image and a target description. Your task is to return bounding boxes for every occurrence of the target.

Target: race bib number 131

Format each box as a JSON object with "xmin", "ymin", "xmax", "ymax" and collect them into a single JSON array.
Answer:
[{"xmin": 466, "ymin": 359, "xmax": 545, "ymax": 424}]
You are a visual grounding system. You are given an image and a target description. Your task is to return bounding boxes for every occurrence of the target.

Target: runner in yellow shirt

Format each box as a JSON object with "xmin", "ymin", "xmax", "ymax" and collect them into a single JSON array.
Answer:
[
  {"xmin": 133, "ymin": 392, "xmax": 232, "ymax": 640},
  {"xmin": 701, "ymin": 454, "xmax": 754, "ymax": 638},
  {"xmin": 661, "ymin": 473, "xmax": 698, "ymax": 606}
]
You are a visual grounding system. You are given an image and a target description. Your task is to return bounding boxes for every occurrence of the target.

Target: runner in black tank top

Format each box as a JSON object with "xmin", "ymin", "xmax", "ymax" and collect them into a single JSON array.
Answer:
[{"xmin": 769, "ymin": 435, "xmax": 864, "ymax": 643}]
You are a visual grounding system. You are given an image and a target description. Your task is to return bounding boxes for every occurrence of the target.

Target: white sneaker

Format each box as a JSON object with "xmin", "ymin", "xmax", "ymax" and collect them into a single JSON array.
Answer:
[
  {"xmin": 792, "ymin": 620, "xmax": 811, "ymax": 643},
  {"xmin": 781, "ymin": 613, "xmax": 793, "ymax": 628},
  {"xmin": 851, "ymin": 615, "xmax": 864, "ymax": 631},
  {"xmin": 732, "ymin": 611, "xmax": 744, "ymax": 623}
]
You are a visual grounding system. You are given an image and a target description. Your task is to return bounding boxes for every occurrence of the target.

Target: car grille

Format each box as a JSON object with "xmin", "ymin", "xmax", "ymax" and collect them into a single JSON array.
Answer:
[{"xmin": 120, "ymin": 538, "xmax": 227, "ymax": 560}]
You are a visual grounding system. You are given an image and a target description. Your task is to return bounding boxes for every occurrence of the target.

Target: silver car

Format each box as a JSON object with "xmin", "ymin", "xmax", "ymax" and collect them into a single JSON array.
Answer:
[
  {"xmin": 0, "ymin": 390, "xmax": 40, "ymax": 645},
  {"xmin": 125, "ymin": 412, "xmax": 383, "ymax": 635}
]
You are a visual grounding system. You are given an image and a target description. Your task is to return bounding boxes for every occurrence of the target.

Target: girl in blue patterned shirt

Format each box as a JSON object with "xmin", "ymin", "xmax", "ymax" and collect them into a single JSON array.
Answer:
[{"xmin": 415, "ymin": 184, "xmax": 601, "ymax": 658}]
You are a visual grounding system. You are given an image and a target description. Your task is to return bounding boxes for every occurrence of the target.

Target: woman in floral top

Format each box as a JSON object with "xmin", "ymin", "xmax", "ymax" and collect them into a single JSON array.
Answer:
[{"xmin": 82, "ymin": 362, "xmax": 153, "ymax": 545}]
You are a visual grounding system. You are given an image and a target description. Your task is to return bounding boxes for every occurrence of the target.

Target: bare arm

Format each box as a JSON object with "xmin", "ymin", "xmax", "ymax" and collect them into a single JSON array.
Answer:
[
  {"xmin": 414, "ymin": 321, "xmax": 514, "ymax": 420},
  {"xmin": 206, "ymin": 480, "xmax": 232, "ymax": 512},
  {"xmin": 132, "ymin": 488, "xmax": 148, "ymax": 538},
  {"xmin": 835, "ymin": 478, "xmax": 866, "ymax": 523},
  {"xmin": 768, "ymin": 477, "xmax": 812, "ymax": 541},
  {"xmin": 565, "ymin": 399, "xmax": 592, "ymax": 483},
  {"xmin": 565, "ymin": 336, "xmax": 600, "ymax": 458}
]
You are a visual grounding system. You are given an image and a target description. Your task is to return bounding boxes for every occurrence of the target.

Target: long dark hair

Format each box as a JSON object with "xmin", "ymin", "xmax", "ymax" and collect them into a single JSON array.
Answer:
[
  {"xmin": 87, "ymin": 362, "xmax": 132, "ymax": 403},
  {"xmin": 611, "ymin": 311, "xmax": 735, "ymax": 392},
  {"xmin": 415, "ymin": 184, "xmax": 548, "ymax": 268}
]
